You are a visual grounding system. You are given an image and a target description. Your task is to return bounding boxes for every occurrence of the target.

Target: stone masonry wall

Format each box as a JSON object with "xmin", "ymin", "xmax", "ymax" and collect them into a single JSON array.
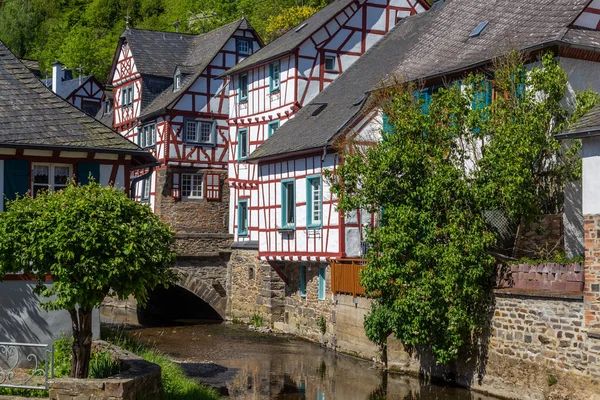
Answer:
[
  {"xmin": 173, "ymin": 233, "xmax": 233, "ymax": 256},
  {"xmin": 154, "ymin": 168, "xmax": 229, "ymax": 234},
  {"xmin": 584, "ymin": 214, "xmax": 600, "ymax": 331},
  {"xmin": 514, "ymin": 213, "xmax": 564, "ymax": 258}
]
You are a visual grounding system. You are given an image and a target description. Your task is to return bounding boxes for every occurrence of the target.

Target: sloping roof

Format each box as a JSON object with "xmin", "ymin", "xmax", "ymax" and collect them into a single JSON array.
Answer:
[
  {"xmin": 0, "ymin": 40, "xmax": 154, "ymax": 166},
  {"xmin": 42, "ymin": 76, "xmax": 93, "ymax": 99},
  {"xmin": 136, "ymin": 19, "xmax": 249, "ymax": 120},
  {"xmin": 556, "ymin": 103, "xmax": 600, "ymax": 139},
  {"xmin": 249, "ymin": 0, "xmax": 596, "ymax": 161}
]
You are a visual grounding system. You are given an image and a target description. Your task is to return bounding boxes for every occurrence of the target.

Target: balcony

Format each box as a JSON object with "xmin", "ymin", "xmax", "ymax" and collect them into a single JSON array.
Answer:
[{"xmin": 330, "ymin": 258, "xmax": 367, "ymax": 297}]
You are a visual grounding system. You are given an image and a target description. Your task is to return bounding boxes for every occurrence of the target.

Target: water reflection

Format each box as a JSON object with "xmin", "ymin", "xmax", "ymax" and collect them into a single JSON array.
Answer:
[{"xmin": 129, "ymin": 323, "xmax": 500, "ymax": 400}]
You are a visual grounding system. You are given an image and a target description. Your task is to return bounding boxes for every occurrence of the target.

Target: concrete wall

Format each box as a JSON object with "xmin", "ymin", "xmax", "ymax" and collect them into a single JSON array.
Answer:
[{"xmin": 0, "ymin": 281, "xmax": 99, "ymax": 345}]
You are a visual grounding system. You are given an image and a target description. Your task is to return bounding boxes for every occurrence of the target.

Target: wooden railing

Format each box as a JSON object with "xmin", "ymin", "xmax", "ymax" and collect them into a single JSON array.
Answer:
[{"xmin": 330, "ymin": 258, "xmax": 367, "ymax": 297}]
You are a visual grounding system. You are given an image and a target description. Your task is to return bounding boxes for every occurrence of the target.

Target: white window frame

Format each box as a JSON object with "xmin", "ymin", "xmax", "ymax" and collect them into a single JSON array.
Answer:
[
  {"xmin": 32, "ymin": 163, "xmax": 72, "ymax": 197},
  {"xmin": 324, "ymin": 55, "xmax": 337, "ymax": 72},
  {"xmin": 184, "ymin": 119, "xmax": 216, "ymax": 145},
  {"xmin": 141, "ymin": 177, "xmax": 151, "ymax": 202},
  {"xmin": 140, "ymin": 123, "xmax": 157, "ymax": 148},
  {"xmin": 121, "ymin": 85, "xmax": 133, "ymax": 108},
  {"xmin": 174, "ymin": 71, "xmax": 182, "ymax": 90},
  {"xmin": 237, "ymin": 39, "xmax": 252, "ymax": 55},
  {"xmin": 181, "ymin": 173, "xmax": 204, "ymax": 199}
]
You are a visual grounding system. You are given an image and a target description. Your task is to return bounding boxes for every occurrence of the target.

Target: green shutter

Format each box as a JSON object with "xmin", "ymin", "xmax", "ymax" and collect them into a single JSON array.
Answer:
[
  {"xmin": 4, "ymin": 159, "xmax": 30, "ymax": 208},
  {"xmin": 318, "ymin": 266, "xmax": 326, "ymax": 300},
  {"xmin": 77, "ymin": 162, "xmax": 100, "ymax": 185}
]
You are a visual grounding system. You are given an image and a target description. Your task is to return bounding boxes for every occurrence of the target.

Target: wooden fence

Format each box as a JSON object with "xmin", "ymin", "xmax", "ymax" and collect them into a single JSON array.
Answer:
[{"xmin": 330, "ymin": 258, "xmax": 367, "ymax": 297}]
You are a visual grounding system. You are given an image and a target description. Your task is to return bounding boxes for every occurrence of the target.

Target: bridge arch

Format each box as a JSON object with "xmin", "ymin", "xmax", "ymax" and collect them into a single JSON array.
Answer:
[{"xmin": 173, "ymin": 269, "xmax": 227, "ymax": 320}]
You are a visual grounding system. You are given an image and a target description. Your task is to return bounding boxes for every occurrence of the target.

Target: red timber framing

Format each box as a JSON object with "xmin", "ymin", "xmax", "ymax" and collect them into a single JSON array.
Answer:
[
  {"xmin": 228, "ymin": 0, "xmax": 428, "ymax": 246},
  {"xmin": 66, "ymin": 77, "xmax": 104, "ymax": 114},
  {"xmin": 571, "ymin": 0, "xmax": 600, "ymax": 30}
]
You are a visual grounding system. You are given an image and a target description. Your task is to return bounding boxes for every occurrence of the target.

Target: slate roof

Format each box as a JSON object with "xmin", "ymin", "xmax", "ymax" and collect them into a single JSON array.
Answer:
[
  {"xmin": 131, "ymin": 19, "xmax": 250, "ymax": 120},
  {"xmin": 248, "ymin": 0, "xmax": 597, "ymax": 161},
  {"xmin": 223, "ymin": 0, "xmax": 356, "ymax": 76},
  {"xmin": 0, "ymin": 40, "xmax": 155, "ymax": 166},
  {"xmin": 556, "ymin": 103, "xmax": 600, "ymax": 139},
  {"xmin": 42, "ymin": 76, "xmax": 93, "ymax": 99}
]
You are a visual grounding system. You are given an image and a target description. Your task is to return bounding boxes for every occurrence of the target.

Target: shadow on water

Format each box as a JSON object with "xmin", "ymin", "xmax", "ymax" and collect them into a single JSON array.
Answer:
[{"xmin": 128, "ymin": 323, "xmax": 504, "ymax": 400}]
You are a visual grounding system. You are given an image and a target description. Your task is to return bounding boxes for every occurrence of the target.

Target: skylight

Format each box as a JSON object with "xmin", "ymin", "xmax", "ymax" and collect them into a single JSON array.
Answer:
[
  {"xmin": 295, "ymin": 23, "xmax": 308, "ymax": 33},
  {"xmin": 470, "ymin": 21, "xmax": 488, "ymax": 38}
]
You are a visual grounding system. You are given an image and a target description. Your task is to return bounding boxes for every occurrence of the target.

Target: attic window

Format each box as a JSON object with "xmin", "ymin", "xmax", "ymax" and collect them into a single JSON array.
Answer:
[
  {"xmin": 295, "ymin": 23, "xmax": 307, "ymax": 33},
  {"xmin": 174, "ymin": 70, "xmax": 182, "ymax": 91},
  {"xmin": 312, "ymin": 103, "xmax": 327, "ymax": 116},
  {"xmin": 470, "ymin": 21, "xmax": 488, "ymax": 38}
]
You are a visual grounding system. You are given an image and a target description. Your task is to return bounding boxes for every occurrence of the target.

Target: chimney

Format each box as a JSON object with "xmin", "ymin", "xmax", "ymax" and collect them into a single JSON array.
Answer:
[{"xmin": 52, "ymin": 61, "xmax": 62, "ymax": 94}]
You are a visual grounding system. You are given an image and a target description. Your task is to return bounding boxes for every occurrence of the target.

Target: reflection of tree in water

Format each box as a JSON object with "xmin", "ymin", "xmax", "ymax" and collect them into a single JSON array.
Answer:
[
  {"xmin": 316, "ymin": 360, "xmax": 326, "ymax": 379},
  {"xmin": 367, "ymin": 371, "xmax": 387, "ymax": 400}
]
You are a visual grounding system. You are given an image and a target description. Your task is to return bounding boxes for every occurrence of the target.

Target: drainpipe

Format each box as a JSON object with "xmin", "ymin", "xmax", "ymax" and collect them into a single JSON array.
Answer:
[{"xmin": 129, "ymin": 166, "xmax": 155, "ymax": 199}]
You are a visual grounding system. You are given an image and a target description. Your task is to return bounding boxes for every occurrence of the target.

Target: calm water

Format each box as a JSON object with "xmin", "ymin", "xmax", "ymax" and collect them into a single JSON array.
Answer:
[{"xmin": 129, "ymin": 323, "xmax": 502, "ymax": 400}]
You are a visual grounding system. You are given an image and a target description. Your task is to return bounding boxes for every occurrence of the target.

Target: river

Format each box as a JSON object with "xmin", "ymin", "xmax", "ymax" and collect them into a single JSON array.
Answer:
[{"xmin": 129, "ymin": 322, "xmax": 503, "ymax": 400}]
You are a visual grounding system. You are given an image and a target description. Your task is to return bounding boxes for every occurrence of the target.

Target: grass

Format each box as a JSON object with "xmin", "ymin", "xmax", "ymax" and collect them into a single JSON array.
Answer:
[
  {"xmin": 250, "ymin": 313, "xmax": 263, "ymax": 328},
  {"xmin": 102, "ymin": 328, "xmax": 221, "ymax": 400},
  {"xmin": 89, "ymin": 351, "xmax": 120, "ymax": 379}
]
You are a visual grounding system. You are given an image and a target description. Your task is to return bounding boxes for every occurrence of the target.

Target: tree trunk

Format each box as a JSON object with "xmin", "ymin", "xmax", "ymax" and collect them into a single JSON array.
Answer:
[{"xmin": 68, "ymin": 307, "xmax": 93, "ymax": 378}]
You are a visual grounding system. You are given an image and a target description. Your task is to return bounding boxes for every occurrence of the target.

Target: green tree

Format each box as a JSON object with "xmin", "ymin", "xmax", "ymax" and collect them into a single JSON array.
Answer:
[
  {"xmin": 264, "ymin": 6, "xmax": 320, "ymax": 42},
  {"xmin": 0, "ymin": 182, "xmax": 175, "ymax": 378},
  {"xmin": 329, "ymin": 52, "xmax": 598, "ymax": 363}
]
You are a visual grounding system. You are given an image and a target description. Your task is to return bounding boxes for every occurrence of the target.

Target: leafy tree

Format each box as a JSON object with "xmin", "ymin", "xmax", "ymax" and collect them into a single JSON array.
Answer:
[
  {"xmin": 329, "ymin": 52, "xmax": 598, "ymax": 363},
  {"xmin": 264, "ymin": 6, "xmax": 319, "ymax": 42},
  {"xmin": 0, "ymin": 182, "xmax": 175, "ymax": 378}
]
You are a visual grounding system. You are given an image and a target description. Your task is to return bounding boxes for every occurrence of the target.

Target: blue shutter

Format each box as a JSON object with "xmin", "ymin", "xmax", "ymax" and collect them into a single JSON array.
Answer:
[
  {"xmin": 318, "ymin": 266, "xmax": 326, "ymax": 300},
  {"xmin": 300, "ymin": 265, "xmax": 307, "ymax": 297},
  {"xmin": 4, "ymin": 159, "xmax": 30, "ymax": 208},
  {"xmin": 77, "ymin": 162, "xmax": 100, "ymax": 185},
  {"xmin": 382, "ymin": 113, "xmax": 393, "ymax": 138},
  {"xmin": 415, "ymin": 89, "xmax": 431, "ymax": 114}
]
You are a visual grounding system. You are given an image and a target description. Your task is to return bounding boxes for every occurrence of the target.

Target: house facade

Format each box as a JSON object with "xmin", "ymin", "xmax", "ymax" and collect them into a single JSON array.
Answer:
[
  {"xmin": 0, "ymin": 39, "xmax": 155, "ymax": 345},
  {"xmin": 107, "ymin": 19, "xmax": 261, "ymax": 234}
]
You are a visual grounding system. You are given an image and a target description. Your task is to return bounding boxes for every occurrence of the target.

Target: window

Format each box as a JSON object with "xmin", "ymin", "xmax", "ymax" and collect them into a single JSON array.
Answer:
[
  {"xmin": 281, "ymin": 179, "xmax": 295, "ymax": 228},
  {"xmin": 141, "ymin": 177, "xmax": 151, "ymax": 202},
  {"xmin": 238, "ymin": 129, "xmax": 248, "ymax": 161},
  {"xmin": 318, "ymin": 266, "xmax": 326, "ymax": 301},
  {"xmin": 239, "ymin": 73, "xmax": 248, "ymax": 101},
  {"xmin": 140, "ymin": 123, "xmax": 156, "ymax": 148},
  {"xmin": 324, "ymin": 55, "xmax": 336, "ymax": 72},
  {"xmin": 82, "ymin": 100, "xmax": 100, "ymax": 116},
  {"xmin": 181, "ymin": 173, "xmax": 203, "ymax": 199},
  {"xmin": 307, "ymin": 176, "xmax": 322, "ymax": 228},
  {"xmin": 174, "ymin": 70, "xmax": 182, "ymax": 90},
  {"xmin": 205, "ymin": 173, "xmax": 221, "ymax": 200},
  {"xmin": 238, "ymin": 200, "xmax": 249, "ymax": 236},
  {"xmin": 32, "ymin": 164, "xmax": 71, "ymax": 197},
  {"xmin": 299, "ymin": 265, "xmax": 307, "ymax": 298},
  {"xmin": 270, "ymin": 61, "xmax": 280, "ymax": 92},
  {"xmin": 267, "ymin": 121, "xmax": 279, "ymax": 138},
  {"xmin": 185, "ymin": 120, "xmax": 215, "ymax": 144},
  {"xmin": 237, "ymin": 39, "xmax": 252, "ymax": 55},
  {"xmin": 121, "ymin": 85, "xmax": 133, "ymax": 107}
]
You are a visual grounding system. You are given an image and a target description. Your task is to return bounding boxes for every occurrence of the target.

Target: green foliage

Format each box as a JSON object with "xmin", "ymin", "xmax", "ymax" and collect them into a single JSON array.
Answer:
[
  {"xmin": 0, "ymin": 0, "xmax": 332, "ymax": 81},
  {"xmin": 52, "ymin": 336, "xmax": 75, "ymax": 378},
  {"xmin": 89, "ymin": 351, "xmax": 120, "ymax": 379},
  {"xmin": 328, "ymin": 51, "xmax": 598, "ymax": 364},
  {"xmin": 103, "ymin": 329, "xmax": 220, "ymax": 400},
  {"xmin": 250, "ymin": 313, "xmax": 263, "ymax": 328},
  {"xmin": 316, "ymin": 315, "xmax": 326, "ymax": 334},
  {"xmin": 264, "ymin": 6, "xmax": 320, "ymax": 42},
  {"xmin": 548, "ymin": 373, "xmax": 558, "ymax": 386}
]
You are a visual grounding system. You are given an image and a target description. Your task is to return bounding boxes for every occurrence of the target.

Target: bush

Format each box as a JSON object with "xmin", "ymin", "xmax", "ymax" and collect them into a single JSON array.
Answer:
[{"xmin": 89, "ymin": 351, "xmax": 120, "ymax": 379}]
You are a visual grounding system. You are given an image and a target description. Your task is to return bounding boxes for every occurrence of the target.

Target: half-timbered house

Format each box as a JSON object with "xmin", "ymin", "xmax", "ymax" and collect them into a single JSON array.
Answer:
[
  {"xmin": 229, "ymin": 0, "xmax": 600, "ymax": 338},
  {"xmin": 108, "ymin": 19, "xmax": 261, "ymax": 234},
  {"xmin": 0, "ymin": 39, "xmax": 155, "ymax": 344}
]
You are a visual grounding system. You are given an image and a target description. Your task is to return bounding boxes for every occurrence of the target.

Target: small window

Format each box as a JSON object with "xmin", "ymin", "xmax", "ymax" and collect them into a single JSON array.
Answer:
[
  {"xmin": 181, "ymin": 173, "xmax": 203, "ymax": 199},
  {"xmin": 237, "ymin": 39, "xmax": 252, "ymax": 55},
  {"xmin": 299, "ymin": 265, "xmax": 307, "ymax": 298},
  {"xmin": 318, "ymin": 266, "xmax": 326, "ymax": 301},
  {"xmin": 185, "ymin": 120, "xmax": 215, "ymax": 144},
  {"xmin": 32, "ymin": 164, "xmax": 71, "ymax": 197},
  {"xmin": 281, "ymin": 179, "xmax": 295, "ymax": 228},
  {"xmin": 268, "ymin": 121, "xmax": 279, "ymax": 138},
  {"xmin": 205, "ymin": 173, "xmax": 221, "ymax": 200},
  {"xmin": 270, "ymin": 61, "xmax": 280, "ymax": 92},
  {"xmin": 82, "ymin": 100, "xmax": 100, "ymax": 116},
  {"xmin": 141, "ymin": 177, "xmax": 151, "ymax": 202},
  {"xmin": 238, "ymin": 200, "xmax": 249, "ymax": 236},
  {"xmin": 324, "ymin": 55, "xmax": 336, "ymax": 72},
  {"xmin": 174, "ymin": 71, "xmax": 182, "ymax": 90},
  {"xmin": 239, "ymin": 73, "xmax": 249, "ymax": 101},
  {"xmin": 238, "ymin": 129, "xmax": 248, "ymax": 161},
  {"xmin": 307, "ymin": 176, "xmax": 322, "ymax": 228},
  {"xmin": 140, "ymin": 123, "xmax": 157, "ymax": 148},
  {"xmin": 470, "ymin": 21, "xmax": 489, "ymax": 38},
  {"xmin": 121, "ymin": 85, "xmax": 133, "ymax": 107}
]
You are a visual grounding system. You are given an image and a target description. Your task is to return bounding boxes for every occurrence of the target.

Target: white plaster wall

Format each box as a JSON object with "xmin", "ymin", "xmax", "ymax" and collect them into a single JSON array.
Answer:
[{"xmin": 582, "ymin": 136, "xmax": 600, "ymax": 216}]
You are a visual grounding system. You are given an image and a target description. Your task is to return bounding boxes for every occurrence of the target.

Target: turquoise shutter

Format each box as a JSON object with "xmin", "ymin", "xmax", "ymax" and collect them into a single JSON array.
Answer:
[
  {"xmin": 415, "ymin": 90, "xmax": 431, "ymax": 114},
  {"xmin": 300, "ymin": 265, "xmax": 307, "ymax": 297},
  {"xmin": 77, "ymin": 162, "xmax": 100, "ymax": 185},
  {"xmin": 318, "ymin": 266, "xmax": 326, "ymax": 300},
  {"xmin": 382, "ymin": 113, "xmax": 393, "ymax": 138},
  {"xmin": 4, "ymin": 159, "xmax": 30, "ymax": 208}
]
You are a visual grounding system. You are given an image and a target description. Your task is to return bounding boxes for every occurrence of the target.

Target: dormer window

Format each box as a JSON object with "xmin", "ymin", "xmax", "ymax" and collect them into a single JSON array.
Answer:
[
  {"xmin": 174, "ymin": 70, "xmax": 182, "ymax": 91},
  {"xmin": 237, "ymin": 39, "xmax": 252, "ymax": 55}
]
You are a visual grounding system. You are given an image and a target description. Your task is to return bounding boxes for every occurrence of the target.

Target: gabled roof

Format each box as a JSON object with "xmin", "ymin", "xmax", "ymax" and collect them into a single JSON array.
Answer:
[
  {"xmin": 223, "ymin": 0, "xmax": 429, "ymax": 77},
  {"xmin": 0, "ymin": 40, "xmax": 155, "ymax": 167},
  {"xmin": 42, "ymin": 76, "xmax": 95, "ymax": 99},
  {"xmin": 249, "ymin": 0, "xmax": 597, "ymax": 161},
  {"xmin": 556, "ymin": 103, "xmax": 600, "ymax": 139},
  {"xmin": 133, "ymin": 19, "xmax": 252, "ymax": 120}
]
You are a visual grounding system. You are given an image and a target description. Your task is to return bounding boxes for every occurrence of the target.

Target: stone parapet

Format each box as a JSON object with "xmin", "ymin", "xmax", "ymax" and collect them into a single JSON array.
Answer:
[
  {"xmin": 584, "ymin": 214, "xmax": 600, "ymax": 330},
  {"xmin": 49, "ymin": 341, "xmax": 161, "ymax": 400},
  {"xmin": 497, "ymin": 262, "xmax": 584, "ymax": 292}
]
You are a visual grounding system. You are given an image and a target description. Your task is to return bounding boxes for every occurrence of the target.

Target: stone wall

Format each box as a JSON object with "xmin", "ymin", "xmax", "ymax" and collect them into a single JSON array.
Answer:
[
  {"xmin": 514, "ymin": 214, "xmax": 564, "ymax": 258},
  {"xmin": 173, "ymin": 233, "xmax": 233, "ymax": 256},
  {"xmin": 497, "ymin": 262, "xmax": 584, "ymax": 292},
  {"xmin": 154, "ymin": 168, "xmax": 229, "ymax": 234},
  {"xmin": 49, "ymin": 341, "xmax": 161, "ymax": 400},
  {"xmin": 584, "ymin": 214, "xmax": 600, "ymax": 331}
]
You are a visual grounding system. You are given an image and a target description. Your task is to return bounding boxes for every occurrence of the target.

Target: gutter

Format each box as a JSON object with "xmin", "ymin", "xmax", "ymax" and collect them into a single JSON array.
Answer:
[
  {"xmin": 130, "ymin": 165, "xmax": 155, "ymax": 199},
  {"xmin": 555, "ymin": 128, "xmax": 600, "ymax": 140}
]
